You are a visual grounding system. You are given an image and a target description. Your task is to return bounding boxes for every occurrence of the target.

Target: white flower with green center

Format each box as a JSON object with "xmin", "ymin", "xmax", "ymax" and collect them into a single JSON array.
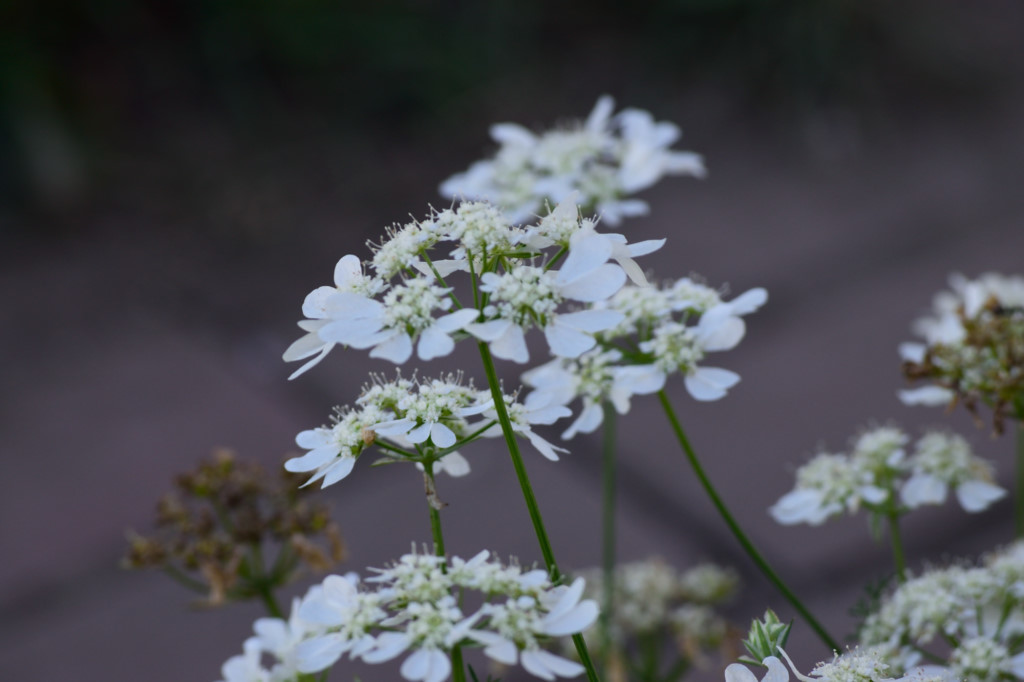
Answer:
[
  {"xmin": 296, "ymin": 573, "xmax": 386, "ymax": 673},
  {"xmin": 467, "ymin": 229, "xmax": 626, "ymax": 363},
  {"xmin": 467, "ymin": 578, "xmax": 598, "ymax": 681},
  {"xmin": 850, "ymin": 426, "xmax": 909, "ymax": 474},
  {"xmin": 368, "ymin": 375, "xmax": 485, "ymax": 450},
  {"xmin": 901, "ymin": 432, "xmax": 1006, "ymax": 513},
  {"xmin": 283, "ymin": 254, "xmax": 386, "ymax": 379},
  {"xmin": 319, "ymin": 277, "xmax": 479, "ymax": 364},
  {"xmin": 770, "ymin": 452, "xmax": 887, "ymax": 526},
  {"xmin": 481, "ymin": 390, "xmax": 572, "ymax": 461},
  {"xmin": 804, "ymin": 647, "xmax": 896, "ymax": 682},
  {"xmin": 286, "ymin": 408, "xmax": 380, "ymax": 489},
  {"xmin": 522, "ymin": 349, "xmax": 665, "ymax": 440},
  {"xmin": 640, "ymin": 303, "xmax": 748, "ymax": 401},
  {"xmin": 361, "ymin": 597, "xmax": 466, "ymax": 682}
]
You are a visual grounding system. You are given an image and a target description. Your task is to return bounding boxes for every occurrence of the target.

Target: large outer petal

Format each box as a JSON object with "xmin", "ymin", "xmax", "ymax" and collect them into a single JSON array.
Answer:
[
  {"xmin": 684, "ymin": 367, "xmax": 740, "ymax": 401},
  {"xmin": 558, "ymin": 264, "xmax": 626, "ymax": 302},
  {"xmin": 955, "ymin": 480, "xmax": 1006, "ymax": 512}
]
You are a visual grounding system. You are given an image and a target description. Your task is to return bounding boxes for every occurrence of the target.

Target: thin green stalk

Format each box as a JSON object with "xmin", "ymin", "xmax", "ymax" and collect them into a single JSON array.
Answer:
[
  {"xmin": 600, "ymin": 402, "xmax": 618, "ymax": 673},
  {"xmin": 424, "ymin": 466, "xmax": 446, "ymax": 558},
  {"xmin": 887, "ymin": 512, "xmax": 907, "ymax": 582},
  {"xmin": 656, "ymin": 390, "xmax": 839, "ymax": 652},
  {"xmin": 476, "ymin": 341, "xmax": 601, "ymax": 682},
  {"xmin": 1016, "ymin": 421, "xmax": 1024, "ymax": 539},
  {"xmin": 256, "ymin": 580, "xmax": 284, "ymax": 619},
  {"xmin": 451, "ymin": 645, "xmax": 467, "ymax": 682}
]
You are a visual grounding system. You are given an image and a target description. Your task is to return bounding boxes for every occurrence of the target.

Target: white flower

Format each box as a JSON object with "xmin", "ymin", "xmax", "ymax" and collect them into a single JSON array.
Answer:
[
  {"xmin": 248, "ymin": 593, "xmax": 320, "ymax": 681},
  {"xmin": 283, "ymin": 255, "xmax": 384, "ymax": 378},
  {"xmin": 770, "ymin": 452, "xmax": 887, "ymax": 526},
  {"xmin": 285, "ymin": 409, "xmax": 374, "ymax": 489},
  {"xmin": 901, "ymin": 432, "xmax": 1006, "ymax": 513},
  {"xmin": 467, "ymin": 578, "xmax": 598, "ymax": 681},
  {"xmin": 522, "ymin": 350, "xmax": 664, "ymax": 440},
  {"xmin": 725, "ymin": 657, "xmax": 790, "ymax": 682},
  {"xmin": 482, "ymin": 390, "xmax": 572, "ymax": 461},
  {"xmin": 319, "ymin": 279, "xmax": 479, "ymax": 364},
  {"xmin": 296, "ymin": 573, "xmax": 384, "ymax": 673},
  {"xmin": 467, "ymin": 228, "xmax": 626, "ymax": 363},
  {"xmin": 217, "ymin": 639, "xmax": 272, "ymax": 682},
  {"xmin": 440, "ymin": 95, "xmax": 703, "ymax": 226}
]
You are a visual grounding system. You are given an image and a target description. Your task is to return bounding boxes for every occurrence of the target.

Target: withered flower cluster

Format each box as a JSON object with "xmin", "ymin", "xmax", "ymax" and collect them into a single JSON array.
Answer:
[
  {"xmin": 124, "ymin": 449, "xmax": 345, "ymax": 611},
  {"xmin": 903, "ymin": 293, "xmax": 1024, "ymax": 434}
]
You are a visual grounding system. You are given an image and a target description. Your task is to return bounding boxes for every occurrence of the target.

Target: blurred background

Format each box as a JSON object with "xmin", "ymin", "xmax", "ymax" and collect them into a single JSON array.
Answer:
[{"xmin": 3, "ymin": 1, "xmax": 1024, "ymax": 680}]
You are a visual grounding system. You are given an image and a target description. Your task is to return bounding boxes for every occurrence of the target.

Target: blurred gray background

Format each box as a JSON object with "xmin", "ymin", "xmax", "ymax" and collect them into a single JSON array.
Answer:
[{"xmin": 3, "ymin": 1, "xmax": 1024, "ymax": 680}]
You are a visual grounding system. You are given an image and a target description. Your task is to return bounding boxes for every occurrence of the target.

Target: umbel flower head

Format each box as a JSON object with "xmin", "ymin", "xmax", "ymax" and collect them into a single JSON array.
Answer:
[
  {"xmin": 285, "ymin": 372, "xmax": 575, "ymax": 490},
  {"xmin": 522, "ymin": 277, "xmax": 768, "ymax": 440},
  {"xmin": 216, "ymin": 549, "xmax": 600, "ymax": 682},
  {"xmin": 899, "ymin": 272, "xmax": 1024, "ymax": 434},
  {"xmin": 283, "ymin": 196, "xmax": 660, "ymax": 378},
  {"xmin": 858, "ymin": 540, "xmax": 1024, "ymax": 681},
  {"xmin": 439, "ymin": 95, "xmax": 705, "ymax": 225},
  {"xmin": 770, "ymin": 425, "xmax": 1005, "ymax": 527}
]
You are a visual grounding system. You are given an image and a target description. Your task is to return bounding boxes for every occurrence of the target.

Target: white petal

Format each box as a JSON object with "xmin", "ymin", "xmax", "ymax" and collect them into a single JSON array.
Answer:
[
  {"xmin": 545, "ymin": 577, "xmax": 585, "ymax": 622},
  {"xmin": 769, "ymin": 489, "xmax": 827, "ymax": 526},
  {"xmin": 430, "ymin": 422, "xmax": 457, "ymax": 449},
  {"xmin": 334, "ymin": 254, "xmax": 363, "ymax": 287},
  {"xmin": 898, "ymin": 342, "xmax": 927, "ymax": 363},
  {"xmin": 486, "ymin": 323, "xmax": 530, "ymax": 363},
  {"xmin": 434, "ymin": 308, "xmax": 479, "ymax": 332},
  {"xmin": 302, "ymin": 286, "xmax": 339, "ymax": 319},
  {"xmin": 490, "ymin": 123, "xmax": 536, "ymax": 146},
  {"xmin": 763, "ymin": 656, "xmax": 791, "ymax": 682},
  {"xmin": 520, "ymin": 649, "xmax": 558, "ymax": 681},
  {"xmin": 437, "ymin": 451, "xmax": 471, "ymax": 477},
  {"xmin": 725, "ymin": 664, "xmax": 760, "ymax": 682},
  {"xmin": 284, "ymin": 447, "xmax": 338, "ymax": 473},
  {"xmin": 612, "ymin": 365, "xmax": 665, "ymax": 396},
  {"xmin": 407, "ymin": 422, "xmax": 433, "ymax": 444},
  {"xmin": 323, "ymin": 292, "xmax": 384, "ymax": 320},
  {"xmin": 955, "ymin": 480, "xmax": 1006, "ymax": 512},
  {"xmin": 626, "ymin": 238, "xmax": 665, "ymax": 257},
  {"xmin": 684, "ymin": 367, "xmax": 740, "ymax": 401},
  {"xmin": 483, "ymin": 637, "xmax": 519, "ymax": 666},
  {"xmin": 557, "ymin": 228, "xmax": 613, "ymax": 286},
  {"xmin": 544, "ymin": 599, "xmax": 599, "ymax": 636},
  {"xmin": 585, "ymin": 95, "xmax": 615, "ymax": 132},
  {"xmin": 362, "ymin": 632, "xmax": 410, "ymax": 663},
  {"xmin": 526, "ymin": 429, "xmax": 568, "ymax": 461},
  {"xmin": 321, "ymin": 457, "xmax": 357, "ymax": 487},
  {"xmin": 283, "ymin": 331, "xmax": 328, "ymax": 362},
  {"xmin": 901, "ymin": 473, "xmax": 947, "ymax": 507},
  {"xmin": 465, "ymin": 319, "xmax": 514, "ymax": 342},
  {"xmin": 556, "ymin": 308, "xmax": 624, "ymax": 333},
  {"xmin": 562, "ymin": 403, "xmax": 604, "ymax": 440},
  {"xmin": 696, "ymin": 309, "xmax": 746, "ymax": 351},
  {"xmin": 545, "ymin": 321, "xmax": 597, "ymax": 358},
  {"xmin": 726, "ymin": 288, "xmax": 768, "ymax": 315},
  {"xmin": 296, "ymin": 635, "xmax": 348, "ymax": 673},
  {"xmin": 558, "ymin": 263, "xmax": 626, "ymax": 302},
  {"xmin": 528, "ymin": 649, "xmax": 585, "ymax": 679},
  {"xmin": 370, "ymin": 332, "xmax": 413, "ymax": 364},
  {"xmin": 898, "ymin": 386, "xmax": 955, "ymax": 406},
  {"xmin": 418, "ymin": 327, "xmax": 456, "ymax": 361}
]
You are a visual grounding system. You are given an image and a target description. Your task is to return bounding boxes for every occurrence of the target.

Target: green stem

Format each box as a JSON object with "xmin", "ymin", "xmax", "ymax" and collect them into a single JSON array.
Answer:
[
  {"xmin": 1016, "ymin": 421, "xmax": 1024, "ymax": 539},
  {"xmin": 423, "ymin": 465, "xmax": 446, "ymax": 558},
  {"xmin": 600, "ymin": 402, "xmax": 618, "ymax": 673},
  {"xmin": 256, "ymin": 580, "xmax": 284, "ymax": 619},
  {"xmin": 476, "ymin": 341, "xmax": 601, "ymax": 682},
  {"xmin": 656, "ymin": 390, "xmax": 839, "ymax": 652},
  {"xmin": 452, "ymin": 645, "xmax": 467, "ymax": 682},
  {"xmin": 887, "ymin": 512, "xmax": 907, "ymax": 582}
]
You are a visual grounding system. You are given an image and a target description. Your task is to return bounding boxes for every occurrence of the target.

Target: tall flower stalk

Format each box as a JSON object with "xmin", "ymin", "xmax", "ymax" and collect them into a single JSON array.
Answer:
[{"xmin": 657, "ymin": 391, "xmax": 841, "ymax": 652}]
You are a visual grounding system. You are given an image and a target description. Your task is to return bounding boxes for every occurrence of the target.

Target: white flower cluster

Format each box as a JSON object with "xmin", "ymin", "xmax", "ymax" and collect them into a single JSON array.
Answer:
[
  {"xmin": 217, "ymin": 550, "xmax": 599, "ymax": 682},
  {"xmin": 771, "ymin": 426, "xmax": 1005, "ymax": 526},
  {"xmin": 284, "ymin": 197, "xmax": 662, "ymax": 378},
  {"xmin": 440, "ymin": 95, "xmax": 706, "ymax": 226},
  {"xmin": 859, "ymin": 541, "xmax": 1024, "ymax": 682},
  {"xmin": 726, "ymin": 647, "xmax": 957, "ymax": 682},
  {"xmin": 578, "ymin": 558, "xmax": 737, "ymax": 653},
  {"xmin": 285, "ymin": 373, "xmax": 573, "ymax": 488},
  {"xmin": 524, "ymin": 279, "xmax": 767, "ymax": 438},
  {"xmin": 899, "ymin": 272, "xmax": 1024, "ymax": 430}
]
